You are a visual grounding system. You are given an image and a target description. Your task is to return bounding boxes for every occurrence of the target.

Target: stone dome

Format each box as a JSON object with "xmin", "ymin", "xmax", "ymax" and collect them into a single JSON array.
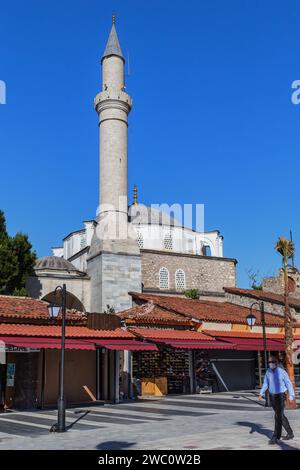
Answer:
[
  {"xmin": 128, "ymin": 204, "xmax": 181, "ymax": 227},
  {"xmin": 35, "ymin": 256, "xmax": 78, "ymax": 272}
]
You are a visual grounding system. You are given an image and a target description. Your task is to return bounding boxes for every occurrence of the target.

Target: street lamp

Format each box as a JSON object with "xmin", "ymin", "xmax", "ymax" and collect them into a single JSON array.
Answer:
[
  {"xmin": 247, "ymin": 301, "xmax": 270, "ymax": 407},
  {"xmin": 47, "ymin": 284, "xmax": 67, "ymax": 432}
]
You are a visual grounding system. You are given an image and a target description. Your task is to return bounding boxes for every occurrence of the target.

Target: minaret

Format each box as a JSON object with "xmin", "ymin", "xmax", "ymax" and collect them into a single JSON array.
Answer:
[
  {"xmin": 94, "ymin": 15, "xmax": 131, "ymax": 239},
  {"xmin": 87, "ymin": 17, "xmax": 141, "ymax": 313}
]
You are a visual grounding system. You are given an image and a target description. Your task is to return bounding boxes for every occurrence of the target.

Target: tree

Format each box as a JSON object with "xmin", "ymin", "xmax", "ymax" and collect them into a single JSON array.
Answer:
[
  {"xmin": 0, "ymin": 210, "xmax": 7, "ymax": 240},
  {"xmin": 0, "ymin": 210, "xmax": 36, "ymax": 296},
  {"xmin": 275, "ymin": 236, "xmax": 297, "ymax": 408},
  {"xmin": 246, "ymin": 268, "xmax": 262, "ymax": 290}
]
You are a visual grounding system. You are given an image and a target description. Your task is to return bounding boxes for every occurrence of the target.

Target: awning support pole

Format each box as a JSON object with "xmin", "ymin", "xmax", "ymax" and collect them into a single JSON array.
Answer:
[
  {"xmin": 96, "ymin": 348, "xmax": 101, "ymax": 401},
  {"xmin": 188, "ymin": 350, "xmax": 195, "ymax": 394},
  {"xmin": 211, "ymin": 362, "xmax": 229, "ymax": 392}
]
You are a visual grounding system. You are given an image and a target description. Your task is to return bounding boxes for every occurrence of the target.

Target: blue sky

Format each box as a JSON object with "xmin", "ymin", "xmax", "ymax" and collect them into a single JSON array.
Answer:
[{"xmin": 1, "ymin": 0, "xmax": 300, "ymax": 287}]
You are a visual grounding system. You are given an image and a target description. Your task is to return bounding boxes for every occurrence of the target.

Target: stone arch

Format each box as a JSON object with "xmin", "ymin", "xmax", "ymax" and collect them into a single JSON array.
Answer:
[{"xmin": 42, "ymin": 291, "xmax": 85, "ymax": 312}]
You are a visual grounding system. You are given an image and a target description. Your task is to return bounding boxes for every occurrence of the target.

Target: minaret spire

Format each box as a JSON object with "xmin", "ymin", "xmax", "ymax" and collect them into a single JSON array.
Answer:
[
  {"xmin": 101, "ymin": 14, "xmax": 124, "ymax": 63},
  {"xmin": 133, "ymin": 185, "xmax": 138, "ymax": 205}
]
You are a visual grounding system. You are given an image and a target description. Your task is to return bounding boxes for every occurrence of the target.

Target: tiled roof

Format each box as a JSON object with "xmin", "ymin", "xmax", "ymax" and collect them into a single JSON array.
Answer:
[
  {"xmin": 204, "ymin": 330, "xmax": 279, "ymax": 339},
  {"xmin": 129, "ymin": 327, "xmax": 214, "ymax": 341},
  {"xmin": 203, "ymin": 329, "xmax": 300, "ymax": 341},
  {"xmin": 117, "ymin": 303, "xmax": 192, "ymax": 325},
  {"xmin": 0, "ymin": 295, "xmax": 85, "ymax": 322},
  {"xmin": 224, "ymin": 287, "xmax": 300, "ymax": 309},
  {"xmin": 0, "ymin": 324, "xmax": 133, "ymax": 339},
  {"xmin": 128, "ymin": 292, "xmax": 286, "ymax": 326}
]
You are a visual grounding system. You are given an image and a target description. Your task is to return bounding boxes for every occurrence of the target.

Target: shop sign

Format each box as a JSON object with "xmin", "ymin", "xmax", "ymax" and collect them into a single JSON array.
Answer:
[{"xmin": 5, "ymin": 345, "xmax": 40, "ymax": 353}]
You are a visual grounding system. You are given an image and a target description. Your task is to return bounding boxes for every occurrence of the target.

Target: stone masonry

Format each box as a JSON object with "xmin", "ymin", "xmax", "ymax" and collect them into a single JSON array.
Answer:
[
  {"xmin": 141, "ymin": 249, "xmax": 236, "ymax": 294},
  {"xmin": 225, "ymin": 292, "xmax": 300, "ymax": 321},
  {"xmin": 88, "ymin": 251, "xmax": 141, "ymax": 313}
]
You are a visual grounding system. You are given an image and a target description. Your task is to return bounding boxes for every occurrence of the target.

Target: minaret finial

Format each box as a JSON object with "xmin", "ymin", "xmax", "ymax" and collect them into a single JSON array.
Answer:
[
  {"xmin": 112, "ymin": 14, "xmax": 116, "ymax": 25},
  {"xmin": 133, "ymin": 185, "xmax": 138, "ymax": 205}
]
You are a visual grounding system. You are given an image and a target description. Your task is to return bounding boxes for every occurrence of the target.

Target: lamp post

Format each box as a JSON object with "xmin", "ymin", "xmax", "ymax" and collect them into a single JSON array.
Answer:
[
  {"xmin": 47, "ymin": 284, "xmax": 67, "ymax": 432},
  {"xmin": 246, "ymin": 301, "xmax": 270, "ymax": 407}
]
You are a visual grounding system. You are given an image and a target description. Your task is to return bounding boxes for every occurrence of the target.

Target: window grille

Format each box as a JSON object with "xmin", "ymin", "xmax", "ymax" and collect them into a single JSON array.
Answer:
[
  {"xmin": 163, "ymin": 232, "xmax": 173, "ymax": 250},
  {"xmin": 136, "ymin": 231, "xmax": 144, "ymax": 248},
  {"xmin": 175, "ymin": 269, "xmax": 186, "ymax": 290},
  {"xmin": 159, "ymin": 267, "xmax": 169, "ymax": 289}
]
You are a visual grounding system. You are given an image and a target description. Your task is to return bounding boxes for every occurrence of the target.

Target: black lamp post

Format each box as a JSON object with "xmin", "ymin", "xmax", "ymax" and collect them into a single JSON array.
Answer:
[
  {"xmin": 47, "ymin": 284, "xmax": 67, "ymax": 432},
  {"xmin": 246, "ymin": 301, "xmax": 270, "ymax": 407}
]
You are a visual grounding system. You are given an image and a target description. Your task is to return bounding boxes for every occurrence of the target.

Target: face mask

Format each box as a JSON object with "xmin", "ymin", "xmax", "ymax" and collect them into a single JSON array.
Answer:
[{"xmin": 269, "ymin": 363, "xmax": 277, "ymax": 370}]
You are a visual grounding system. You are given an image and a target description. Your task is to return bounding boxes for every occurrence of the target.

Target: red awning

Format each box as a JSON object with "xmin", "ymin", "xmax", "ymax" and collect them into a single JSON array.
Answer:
[
  {"xmin": 91, "ymin": 339, "xmax": 158, "ymax": 351},
  {"xmin": 214, "ymin": 336, "xmax": 285, "ymax": 351},
  {"xmin": 151, "ymin": 339, "xmax": 236, "ymax": 350},
  {"xmin": 0, "ymin": 337, "xmax": 95, "ymax": 350}
]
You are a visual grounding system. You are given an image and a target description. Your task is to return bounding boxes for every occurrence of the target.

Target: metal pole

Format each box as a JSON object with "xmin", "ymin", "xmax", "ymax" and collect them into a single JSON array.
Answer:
[
  {"xmin": 260, "ymin": 302, "xmax": 270, "ymax": 407},
  {"xmin": 57, "ymin": 284, "xmax": 66, "ymax": 432},
  {"xmin": 96, "ymin": 348, "xmax": 101, "ymax": 401}
]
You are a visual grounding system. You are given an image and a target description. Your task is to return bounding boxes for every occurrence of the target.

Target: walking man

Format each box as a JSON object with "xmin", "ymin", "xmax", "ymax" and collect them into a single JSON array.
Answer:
[{"xmin": 259, "ymin": 356, "xmax": 295, "ymax": 445}]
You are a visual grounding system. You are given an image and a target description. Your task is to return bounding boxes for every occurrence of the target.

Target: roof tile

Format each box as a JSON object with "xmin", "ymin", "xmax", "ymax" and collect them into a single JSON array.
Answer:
[
  {"xmin": 0, "ymin": 295, "xmax": 85, "ymax": 322},
  {"xmin": 0, "ymin": 324, "xmax": 133, "ymax": 339},
  {"xmin": 129, "ymin": 327, "xmax": 214, "ymax": 341},
  {"xmin": 128, "ymin": 292, "xmax": 286, "ymax": 326}
]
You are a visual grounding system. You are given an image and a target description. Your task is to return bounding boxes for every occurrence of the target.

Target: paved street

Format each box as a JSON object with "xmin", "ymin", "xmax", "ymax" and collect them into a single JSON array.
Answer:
[{"xmin": 0, "ymin": 391, "xmax": 299, "ymax": 450}]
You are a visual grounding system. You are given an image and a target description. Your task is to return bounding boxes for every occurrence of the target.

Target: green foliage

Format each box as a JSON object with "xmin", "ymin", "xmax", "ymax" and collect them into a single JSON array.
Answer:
[
  {"xmin": 12, "ymin": 287, "xmax": 28, "ymax": 297},
  {"xmin": 184, "ymin": 289, "xmax": 200, "ymax": 300},
  {"xmin": 0, "ymin": 210, "xmax": 7, "ymax": 240},
  {"xmin": 0, "ymin": 210, "xmax": 36, "ymax": 295},
  {"xmin": 275, "ymin": 236, "xmax": 295, "ymax": 266}
]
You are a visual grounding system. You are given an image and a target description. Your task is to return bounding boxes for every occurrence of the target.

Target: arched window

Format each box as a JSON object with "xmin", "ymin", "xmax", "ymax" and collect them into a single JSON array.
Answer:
[
  {"xmin": 288, "ymin": 277, "xmax": 296, "ymax": 293},
  {"xmin": 175, "ymin": 269, "xmax": 186, "ymax": 290},
  {"xmin": 159, "ymin": 267, "xmax": 169, "ymax": 289},
  {"xmin": 163, "ymin": 232, "xmax": 173, "ymax": 250},
  {"xmin": 203, "ymin": 245, "xmax": 211, "ymax": 256},
  {"xmin": 136, "ymin": 231, "xmax": 144, "ymax": 249}
]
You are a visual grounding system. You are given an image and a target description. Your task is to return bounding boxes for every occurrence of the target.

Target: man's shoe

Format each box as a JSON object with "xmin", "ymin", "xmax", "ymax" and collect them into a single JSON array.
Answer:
[
  {"xmin": 282, "ymin": 433, "xmax": 294, "ymax": 441},
  {"xmin": 268, "ymin": 437, "xmax": 278, "ymax": 445}
]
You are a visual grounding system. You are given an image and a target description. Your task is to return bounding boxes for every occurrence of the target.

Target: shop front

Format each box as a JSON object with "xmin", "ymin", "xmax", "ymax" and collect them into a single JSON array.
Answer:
[
  {"xmin": 126, "ymin": 328, "xmax": 290, "ymax": 397},
  {"xmin": 0, "ymin": 333, "xmax": 159, "ymax": 410}
]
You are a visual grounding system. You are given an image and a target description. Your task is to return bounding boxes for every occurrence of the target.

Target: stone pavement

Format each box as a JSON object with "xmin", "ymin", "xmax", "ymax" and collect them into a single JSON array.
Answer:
[{"xmin": 0, "ymin": 391, "xmax": 299, "ymax": 450}]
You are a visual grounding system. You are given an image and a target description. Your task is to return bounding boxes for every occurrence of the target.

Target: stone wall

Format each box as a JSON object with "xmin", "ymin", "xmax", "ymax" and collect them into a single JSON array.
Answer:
[
  {"xmin": 140, "ymin": 249, "xmax": 236, "ymax": 294},
  {"xmin": 87, "ymin": 251, "xmax": 141, "ymax": 313},
  {"xmin": 26, "ymin": 275, "xmax": 91, "ymax": 312},
  {"xmin": 262, "ymin": 267, "xmax": 300, "ymax": 299},
  {"xmin": 225, "ymin": 292, "xmax": 300, "ymax": 320}
]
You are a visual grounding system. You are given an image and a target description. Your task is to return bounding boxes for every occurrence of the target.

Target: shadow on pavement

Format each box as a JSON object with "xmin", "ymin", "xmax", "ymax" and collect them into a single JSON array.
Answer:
[
  {"xmin": 96, "ymin": 441, "xmax": 136, "ymax": 450},
  {"xmin": 236, "ymin": 421, "xmax": 300, "ymax": 450},
  {"xmin": 66, "ymin": 410, "xmax": 90, "ymax": 430}
]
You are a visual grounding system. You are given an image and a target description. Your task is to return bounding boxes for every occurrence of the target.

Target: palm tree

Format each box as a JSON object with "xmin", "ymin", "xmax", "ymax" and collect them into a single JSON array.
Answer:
[{"xmin": 275, "ymin": 236, "xmax": 297, "ymax": 408}]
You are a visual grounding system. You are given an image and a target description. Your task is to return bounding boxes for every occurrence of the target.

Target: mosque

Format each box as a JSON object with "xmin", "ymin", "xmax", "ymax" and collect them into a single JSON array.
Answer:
[{"xmin": 27, "ymin": 17, "xmax": 237, "ymax": 313}]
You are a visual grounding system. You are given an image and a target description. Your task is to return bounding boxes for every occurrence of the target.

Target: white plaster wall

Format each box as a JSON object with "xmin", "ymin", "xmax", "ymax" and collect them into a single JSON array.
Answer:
[{"xmin": 132, "ymin": 224, "xmax": 222, "ymax": 257}]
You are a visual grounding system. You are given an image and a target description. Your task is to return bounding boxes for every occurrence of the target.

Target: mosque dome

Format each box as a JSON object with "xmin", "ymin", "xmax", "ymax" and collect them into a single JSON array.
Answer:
[
  {"xmin": 34, "ymin": 256, "xmax": 79, "ymax": 272},
  {"xmin": 128, "ymin": 204, "xmax": 180, "ymax": 226},
  {"xmin": 128, "ymin": 186, "xmax": 181, "ymax": 227}
]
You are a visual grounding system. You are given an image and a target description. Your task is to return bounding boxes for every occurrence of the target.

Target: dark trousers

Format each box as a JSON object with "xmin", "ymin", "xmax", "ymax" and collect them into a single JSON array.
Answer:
[{"xmin": 269, "ymin": 393, "xmax": 293, "ymax": 439}]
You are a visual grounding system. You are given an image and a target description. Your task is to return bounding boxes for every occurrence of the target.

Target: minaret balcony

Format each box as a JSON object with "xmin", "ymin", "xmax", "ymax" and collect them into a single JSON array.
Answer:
[{"xmin": 94, "ymin": 90, "xmax": 132, "ymax": 114}]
